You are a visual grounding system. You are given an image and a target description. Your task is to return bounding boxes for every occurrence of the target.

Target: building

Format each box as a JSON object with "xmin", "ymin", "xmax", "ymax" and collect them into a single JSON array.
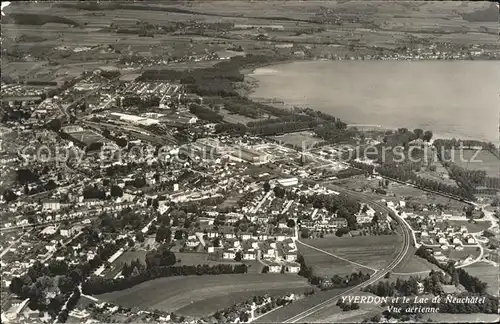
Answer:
[
  {"xmin": 232, "ymin": 146, "xmax": 269, "ymax": 164},
  {"xmin": 268, "ymin": 263, "xmax": 282, "ymax": 273},
  {"xmin": 42, "ymin": 200, "xmax": 61, "ymax": 212},
  {"xmin": 276, "ymin": 177, "xmax": 299, "ymax": 187}
]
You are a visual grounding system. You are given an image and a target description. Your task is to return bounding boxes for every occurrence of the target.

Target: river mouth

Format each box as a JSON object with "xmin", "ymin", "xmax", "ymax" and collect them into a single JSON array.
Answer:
[{"xmin": 247, "ymin": 60, "xmax": 500, "ymax": 144}]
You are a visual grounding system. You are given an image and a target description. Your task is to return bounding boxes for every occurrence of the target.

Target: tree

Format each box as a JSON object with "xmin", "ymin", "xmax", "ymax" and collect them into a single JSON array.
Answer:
[
  {"xmin": 110, "ymin": 185, "xmax": 123, "ymax": 197},
  {"xmin": 234, "ymin": 251, "xmax": 242, "ymax": 261},
  {"xmin": 286, "ymin": 219, "xmax": 296, "ymax": 228},
  {"xmin": 263, "ymin": 181, "xmax": 271, "ymax": 192},
  {"xmin": 9, "ymin": 277, "xmax": 24, "ymax": 295},
  {"xmin": 423, "ymin": 131, "xmax": 433, "ymax": 142},
  {"xmin": 156, "ymin": 225, "xmax": 171, "ymax": 243},
  {"xmin": 301, "ymin": 228, "xmax": 310, "ymax": 239},
  {"xmin": 414, "ymin": 128, "xmax": 424, "ymax": 139},
  {"xmin": 136, "ymin": 231, "xmax": 145, "ymax": 243},
  {"xmin": 262, "ymin": 266, "xmax": 269, "ymax": 273},
  {"xmin": 133, "ymin": 177, "xmax": 146, "ymax": 188},
  {"xmin": 3, "ymin": 189, "xmax": 18, "ymax": 202},
  {"xmin": 47, "ymin": 118, "xmax": 62, "ymax": 132},
  {"xmin": 174, "ymin": 229, "xmax": 184, "ymax": 240},
  {"xmin": 335, "ymin": 227, "xmax": 350, "ymax": 237}
]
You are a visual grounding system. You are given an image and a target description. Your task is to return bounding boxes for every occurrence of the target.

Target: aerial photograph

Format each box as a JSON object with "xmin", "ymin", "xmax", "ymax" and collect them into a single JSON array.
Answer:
[{"xmin": 0, "ymin": 0, "xmax": 499, "ymax": 323}]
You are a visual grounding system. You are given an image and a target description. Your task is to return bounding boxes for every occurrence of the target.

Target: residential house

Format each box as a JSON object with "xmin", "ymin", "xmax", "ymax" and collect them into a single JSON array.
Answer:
[
  {"xmin": 268, "ymin": 263, "xmax": 282, "ymax": 273},
  {"xmin": 243, "ymin": 250, "xmax": 256, "ymax": 260},
  {"xmin": 223, "ymin": 249, "xmax": 236, "ymax": 260}
]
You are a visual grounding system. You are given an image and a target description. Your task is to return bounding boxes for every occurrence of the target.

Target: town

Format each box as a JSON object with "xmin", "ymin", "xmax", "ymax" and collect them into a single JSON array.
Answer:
[{"xmin": 1, "ymin": 1, "xmax": 499, "ymax": 324}]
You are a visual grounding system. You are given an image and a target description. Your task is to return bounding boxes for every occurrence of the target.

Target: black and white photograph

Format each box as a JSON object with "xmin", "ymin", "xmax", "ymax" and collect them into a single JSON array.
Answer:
[{"xmin": 0, "ymin": 1, "xmax": 499, "ymax": 323}]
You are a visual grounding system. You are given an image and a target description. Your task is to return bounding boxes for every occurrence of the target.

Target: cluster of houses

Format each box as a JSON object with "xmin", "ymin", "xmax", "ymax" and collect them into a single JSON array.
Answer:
[{"xmin": 184, "ymin": 218, "xmax": 301, "ymax": 273}]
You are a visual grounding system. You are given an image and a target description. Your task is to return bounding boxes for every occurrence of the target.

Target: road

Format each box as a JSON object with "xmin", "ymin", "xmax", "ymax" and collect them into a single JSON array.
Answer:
[{"xmin": 280, "ymin": 182, "xmax": 414, "ymax": 323}]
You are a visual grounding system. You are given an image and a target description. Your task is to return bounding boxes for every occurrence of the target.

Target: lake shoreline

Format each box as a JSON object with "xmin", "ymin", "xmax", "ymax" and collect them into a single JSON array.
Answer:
[{"xmin": 243, "ymin": 60, "xmax": 499, "ymax": 144}]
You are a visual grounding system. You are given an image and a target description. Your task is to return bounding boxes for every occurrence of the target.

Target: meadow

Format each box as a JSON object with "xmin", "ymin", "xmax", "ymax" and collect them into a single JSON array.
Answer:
[
  {"xmin": 299, "ymin": 235, "xmax": 401, "ymax": 272},
  {"xmin": 97, "ymin": 274, "xmax": 311, "ymax": 317},
  {"xmin": 450, "ymin": 149, "xmax": 499, "ymax": 178},
  {"xmin": 463, "ymin": 261, "xmax": 499, "ymax": 296}
]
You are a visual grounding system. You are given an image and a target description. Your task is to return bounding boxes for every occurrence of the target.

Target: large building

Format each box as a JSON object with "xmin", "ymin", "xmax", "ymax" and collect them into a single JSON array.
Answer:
[{"xmin": 231, "ymin": 146, "xmax": 269, "ymax": 165}]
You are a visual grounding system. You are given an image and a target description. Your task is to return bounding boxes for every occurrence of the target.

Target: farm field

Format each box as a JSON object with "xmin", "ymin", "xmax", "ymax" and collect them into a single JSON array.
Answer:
[
  {"xmin": 298, "ymin": 291, "xmax": 384, "ymax": 323},
  {"xmin": 463, "ymin": 261, "xmax": 499, "ymax": 296},
  {"xmin": 97, "ymin": 274, "xmax": 311, "ymax": 317},
  {"xmin": 297, "ymin": 242, "xmax": 367, "ymax": 278},
  {"xmin": 450, "ymin": 149, "xmax": 499, "ymax": 177},
  {"xmin": 299, "ymin": 235, "xmax": 401, "ymax": 272},
  {"xmin": 421, "ymin": 313, "xmax": 500, "ymax": 323}
]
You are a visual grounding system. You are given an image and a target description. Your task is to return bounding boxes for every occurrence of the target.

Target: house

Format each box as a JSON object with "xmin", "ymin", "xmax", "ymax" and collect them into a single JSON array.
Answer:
[
  {"xmin": 263, "ymin": 248, "xmax": 275, "ymax": 259},
  {"xmin": 223, "ymin": 250, "xmax": 236, "ymax": 260},
  {"xmin": 287, "ymin": 262, "xmax": 300, "ymax": 273},
  {"xmin": 278, "ymin": 220, "xmax": 288, "ymax": 229},
  {"xmin": 221, "ymin": 227, "xmax": 236, "ymax": 239},
  {"xmin": 268, "ymin": 263, "xmax": 282, "ymax": 273},
  {"xmin": 243, "ymin": 250, "xmax": 256, "ymax": 260},
  {"xmin": 186, "ymin": 238, "xmax": 200, "ymax": 247},
  {"xmin": 240, "ymin": 233, "xmax": 252, "ymax": 241},
  {"xmin": 466, "ymin": 237, "xmax": 476, "ymax": 244},
  {"xmin": 258, "ymin": 234, "xmax": 269, "ymax": 240},
  {"xmin": 207, "ymin": 230, "xmax": 219, "ymax": 238},
  {"xmin": 42, "ymin": 200, "xmax": 61, "ymax": 212}
]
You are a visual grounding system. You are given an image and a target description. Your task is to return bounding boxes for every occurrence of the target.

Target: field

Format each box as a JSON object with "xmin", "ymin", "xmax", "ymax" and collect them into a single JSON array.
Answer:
[
  {"xmin": 450, "ymin": 149, "xmax": 499, "ymax": 177},
  {"xmin": 392, "ymin": 252, "xmax": 440, "ymax": 274},
  {"xmin": 98, "ymin": 274, "xmax": 311, "ymax": 317},
  {"xmin": 463, "ymin": 262, "xmax": 499, "ymax": 296},
  {"xmin": 272, "ymin": 131, "xmax": 323, "ymax": 148},
  {"xmin": 218, "ymin": 108, "xmax": 258, "ymax": 125},
  {"xmin": 297, "ymin": 243, "xmax": 367, "ymax": 278},
  {"xmin": 421, "ymin": 314, "xmax": 499, "ymax": 323},
  {"xmin": 299, "ymin": 235, "xmax": 402, "ymax": 272},
  {"xmin": 446, "ymin": 220, "xmax": 491, "ymax": 234},
  {"xmin": 443, "ymin": 247, "xmax": 481, "ymax": 263}
]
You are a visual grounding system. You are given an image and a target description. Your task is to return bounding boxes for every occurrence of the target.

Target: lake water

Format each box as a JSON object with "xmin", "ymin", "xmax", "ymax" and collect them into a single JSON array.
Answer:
[{"xmin": 248, "ymin": 60, "xmax": 500, "ymax": 143}]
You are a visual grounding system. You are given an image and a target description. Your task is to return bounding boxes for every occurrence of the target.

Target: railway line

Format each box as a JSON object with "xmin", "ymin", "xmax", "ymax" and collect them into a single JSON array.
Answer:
[{"xmin": 282, "ymin": 182, "xmax": 414, "ymax": 323}]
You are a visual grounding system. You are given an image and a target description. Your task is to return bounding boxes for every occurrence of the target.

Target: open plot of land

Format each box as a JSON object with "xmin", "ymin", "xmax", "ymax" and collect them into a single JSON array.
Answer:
[
  {"xmin": 421, "ymin": 313, "xmax": 500, "ymax": 323},
  {"xmin": 451, "ymin": 149, "xmax": 499, "ymax": 177},
  {"xmin": 272, "ymin": 131, "xmax": 323, "ymax": 148},
  {"xmin": 103, "ymin": 249, "xmax": 147, "ymax": 279},
  {"xmin": 447, "ymin": 220, "xmax": 491, "ymax": 234},
  {"xmin": 219, "ymin": 108, "xmax": 259, "ymax": 125},
  {"xmin": 297, "ymin": 242, "xmax": 366, "ymax": 278},
  {"xmin": 298, "ymin": 291, "xmax": 384, "ymax": 323},
  {"xmin": 443, "ymin": 247, "xmax": 481, "ymax": 262},
  {"xmin": 463, "ymin": 262, "xmax": 499, "ymax": 296},
  {"xmin": 392, "ymin": 253, "xmax": 440, "ymax": 274},
  {"xmin": 98, "ymin": 274, "xmax": 310, "ymax": 317},
  {"xmin": 300, "ymin": 235, "xmax": 402, "ymax": 271}
]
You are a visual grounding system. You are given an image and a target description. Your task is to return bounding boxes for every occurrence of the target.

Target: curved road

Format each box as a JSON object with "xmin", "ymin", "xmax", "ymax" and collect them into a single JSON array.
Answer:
[{"xmin": 282, "ymin": 182, "xmax": 414, "ymax": 323}]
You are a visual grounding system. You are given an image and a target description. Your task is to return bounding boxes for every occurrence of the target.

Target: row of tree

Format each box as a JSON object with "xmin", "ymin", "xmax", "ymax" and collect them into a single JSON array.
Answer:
[
  {"xmin": 350, "ymin": 160, "xmax": 475, "ymax": 201},
  {"xmin": 82, "ymin": 263, "xmax": 248, "ymax": 295}
]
